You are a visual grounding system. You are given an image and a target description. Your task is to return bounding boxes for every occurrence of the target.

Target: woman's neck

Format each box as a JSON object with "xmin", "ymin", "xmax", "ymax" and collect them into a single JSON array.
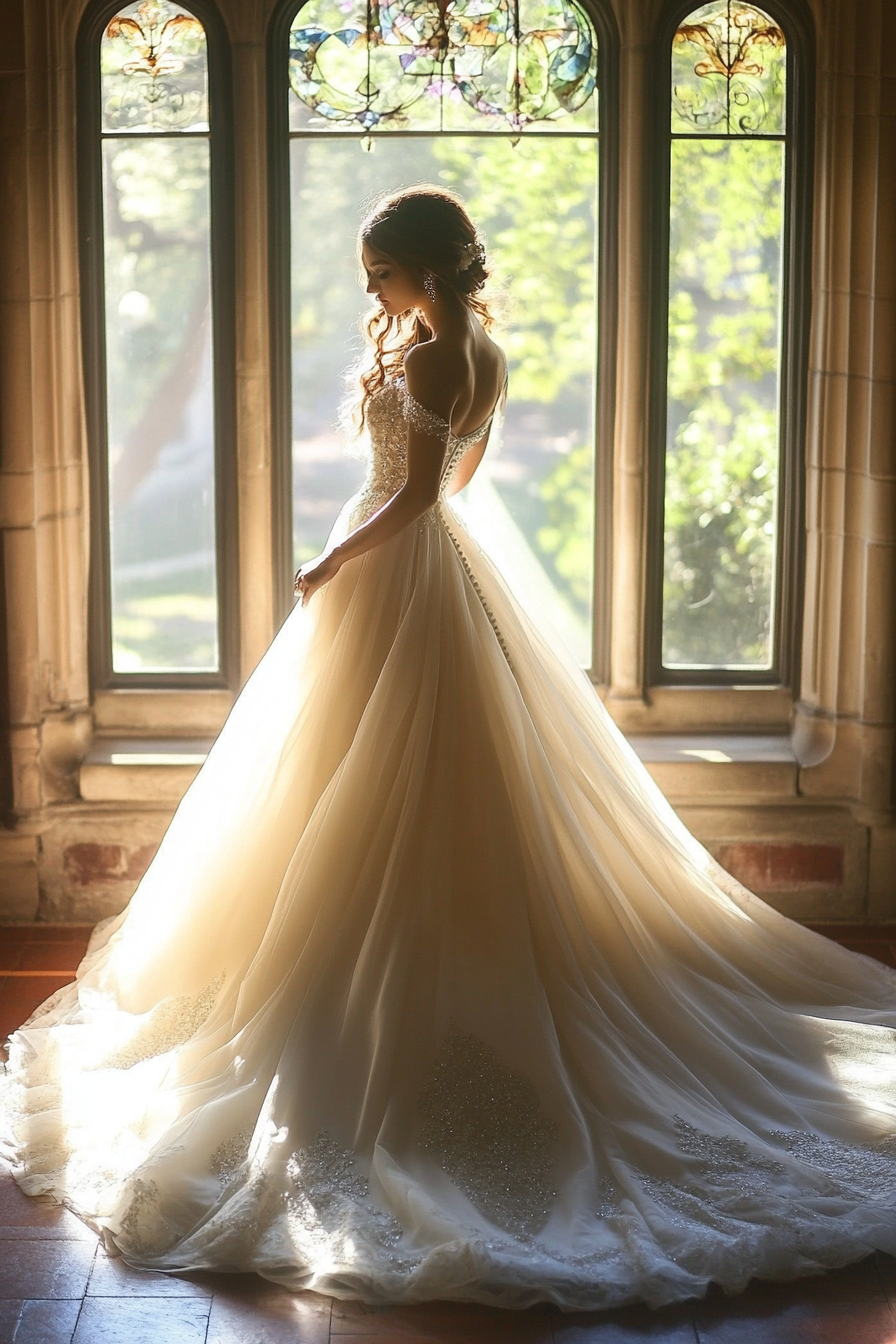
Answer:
[{"xmin": 416, "ymin": 290, "xmax": 473, "ymax": 342}]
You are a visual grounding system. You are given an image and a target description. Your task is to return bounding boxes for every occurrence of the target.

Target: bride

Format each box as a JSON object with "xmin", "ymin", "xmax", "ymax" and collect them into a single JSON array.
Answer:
[{"xmin": 5, "ymin": 185, "xmax": 896, "ymax": 1312}]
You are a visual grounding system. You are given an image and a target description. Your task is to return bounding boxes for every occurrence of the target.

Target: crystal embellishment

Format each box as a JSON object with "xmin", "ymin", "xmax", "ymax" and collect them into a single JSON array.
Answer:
[
  {"xmin": 210, "ymin": 1129, "xmax": 253, "ymax": 1187},
  {"xmin": 117, "ymin": 1176, "xmax": 165, "ymax": 1255},
  {"xmin": 770, "ymin": 1128, "xmax": 896, "ymax": 1198},
  {"xmin": 418, "ymin": 1030, "xmax": 557, "ymax": 1236},
  {"xmin": 101, "ymin": 972, "xmax": 225, "ymax": 1070},
  {"xmin": 284, "ymin": 1130, "xmax": 404, "ymax": 1254},
  {"xmin": 351, "ymin": 378, "xmax": 499, "ymax": 521},
  {"xmin": 674, "ymin": 1115, "xmax": 785, "ymax": 1190}
]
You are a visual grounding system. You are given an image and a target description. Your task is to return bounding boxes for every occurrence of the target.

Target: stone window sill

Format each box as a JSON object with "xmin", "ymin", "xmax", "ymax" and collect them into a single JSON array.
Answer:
[
  {"xmin": 80, "ymin": 733, "xmax": 797, "ymax": 805},
  {"xmin": 80, "ymin": 738, "xmax": 215, "ymax": 802},
  {"xmin": 92, "ymin": 689, "xmax": 233, "ymax": 737},
  {"xmin": 627, "ymin": 734, "xmax": 797, "ymax": 804}
]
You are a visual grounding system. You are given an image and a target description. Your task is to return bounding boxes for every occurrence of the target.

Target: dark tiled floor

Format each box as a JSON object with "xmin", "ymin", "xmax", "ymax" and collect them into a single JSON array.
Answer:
[
  {"xmin": 3, "ymin": 921, "xmax": 896, "ymax": 1343},
  {"xmin": 0, "ymin": 926, "xmax": 93, "ymax": 1051}
]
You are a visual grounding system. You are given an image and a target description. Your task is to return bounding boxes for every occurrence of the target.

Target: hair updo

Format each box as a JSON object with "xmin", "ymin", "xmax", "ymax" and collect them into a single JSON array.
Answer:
[
  {"xmin": 350, "ymin": 186, "xmax": 495, "ymax": 433},
  {"xmin": 362, "ymin": 186, "xmax": 490, "ymax": 300}
]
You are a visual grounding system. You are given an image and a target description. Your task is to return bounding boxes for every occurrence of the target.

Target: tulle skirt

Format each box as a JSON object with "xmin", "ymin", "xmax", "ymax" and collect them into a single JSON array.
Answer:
[{"xmin": 4, "ymin": 497, "xmax": 896, "ymax": 1311}]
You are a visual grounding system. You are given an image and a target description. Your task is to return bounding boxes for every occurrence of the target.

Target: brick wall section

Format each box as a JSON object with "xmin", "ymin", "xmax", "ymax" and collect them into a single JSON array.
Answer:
[
  {"xmin": 64, "ymin": 840, "xmax": 845, "ymax": 898},
  {"xmin": 63, "ymin": 842, "xmax": 158, "ymax": 887},
  {"xmin": 716, "ymin": 843, "xmax": 845, "ymax": 893}
]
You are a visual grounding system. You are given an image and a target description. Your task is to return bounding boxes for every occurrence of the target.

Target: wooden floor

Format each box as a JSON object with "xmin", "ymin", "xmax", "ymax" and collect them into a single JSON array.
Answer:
[{"xmin": 3, "ymin": 922, "xmax": 896, "ymax": 1344}]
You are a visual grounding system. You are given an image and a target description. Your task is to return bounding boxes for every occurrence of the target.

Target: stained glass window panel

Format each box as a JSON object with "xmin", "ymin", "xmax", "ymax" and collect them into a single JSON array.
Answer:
[
  {"xmin": 287, "ymin": 0, "xmax": 598, "ymax": 134},
  {"xmin": 290, "ymin": 136, "xmax": 597, "ymax": 664},
  {"xmin": 671, "ymin": 1, "xmax": 785, "ymax": 137},
  {"xmin": 101, "ymin": 0, "xmax": 208, "ymax": 133}
]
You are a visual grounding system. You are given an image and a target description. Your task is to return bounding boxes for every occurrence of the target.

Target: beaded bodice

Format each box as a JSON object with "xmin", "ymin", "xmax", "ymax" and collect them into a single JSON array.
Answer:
[{"xmin": 354, "ymin": 377, "xmax": 501, "ymax": 523}]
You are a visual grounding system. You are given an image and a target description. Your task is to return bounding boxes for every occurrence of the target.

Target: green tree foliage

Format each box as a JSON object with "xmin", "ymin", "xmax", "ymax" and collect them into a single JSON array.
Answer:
[
  {"xmin": 103, "ymin": 136, "xmax": 218, "ymax": 672},
  {"xmin": 433, "ymin": 137, "xmax": 597, "ymax": 402},
  {"xmin": 104, "ymin": 138, "xmax": 210, "ymax": 459},
  {"xmin": 434, "ymin": 137, "xmax": 597, "ymax": 631},
  {"xmin": 537, "ymin": 443, "xmax": 593, "ymax": 612},
  {"xmin": 662, "ymin": 137, "xmax": 783, "ymax": 668},
  {"xmin": 290, "ymin": 137, "xmax": 443, "ymax": 418}
]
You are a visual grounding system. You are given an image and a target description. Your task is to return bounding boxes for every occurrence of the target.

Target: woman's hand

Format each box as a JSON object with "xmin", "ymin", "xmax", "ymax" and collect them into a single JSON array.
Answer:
[{"xmin": 294, "ymin": 549, "xmax": 342, "ymax": 606}]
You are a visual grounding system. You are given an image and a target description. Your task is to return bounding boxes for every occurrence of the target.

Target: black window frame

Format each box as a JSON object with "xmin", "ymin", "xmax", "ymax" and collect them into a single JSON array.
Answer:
[
  {"xmin": 644, "ymin": 0, "xmax": 815, "ymax": 689},
  {"xmin": 266, "ymin": 0, "xmax": 619, "ymax": 684},
  {"xmin": 77, "ymin": 0, "xmax": 239, "ymax": 691}
]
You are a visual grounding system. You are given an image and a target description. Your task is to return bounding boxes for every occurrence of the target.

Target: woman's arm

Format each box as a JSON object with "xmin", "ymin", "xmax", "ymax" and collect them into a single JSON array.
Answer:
[{"xmin": 295, "ymin": 346, "xmax": 457, "ymax": 604}]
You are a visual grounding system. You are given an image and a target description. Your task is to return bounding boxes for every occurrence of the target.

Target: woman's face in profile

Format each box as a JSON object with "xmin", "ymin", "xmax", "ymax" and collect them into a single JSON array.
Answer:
[{"xmin": 361, "ymin": 241, "xmax": 423, "ymax": 317}]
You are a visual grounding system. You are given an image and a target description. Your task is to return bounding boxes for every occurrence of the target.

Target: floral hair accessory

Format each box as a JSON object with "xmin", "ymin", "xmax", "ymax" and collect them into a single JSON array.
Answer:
[{"xmin": 457, "ymin": 239, "xmax": 486, "ymax": 273}]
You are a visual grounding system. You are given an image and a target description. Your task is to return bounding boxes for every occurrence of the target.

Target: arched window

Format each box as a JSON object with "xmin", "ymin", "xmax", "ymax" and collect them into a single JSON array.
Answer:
[
  {"xmin": 648, "ymin": 0, "xmax": 811, "ymax": 685},
  {"xmin": 271, "ymin": 0, "xmax": 616, "ymax": 671},
  {"xmin": 79, "ymin": 0, "xmax": 236, "ymax": 687}
]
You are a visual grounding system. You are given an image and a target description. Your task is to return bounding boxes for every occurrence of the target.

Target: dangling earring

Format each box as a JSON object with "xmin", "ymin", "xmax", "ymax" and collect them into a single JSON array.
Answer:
[{"xmin": 423, "ymin": 272, "xmax": 436, "ymax": 302}]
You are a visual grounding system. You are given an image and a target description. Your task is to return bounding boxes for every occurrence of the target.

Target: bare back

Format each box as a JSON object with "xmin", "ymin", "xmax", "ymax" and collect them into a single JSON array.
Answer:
[{"xmin": 404, "ymin": 317, "xmax": 506, "ymax": 443}]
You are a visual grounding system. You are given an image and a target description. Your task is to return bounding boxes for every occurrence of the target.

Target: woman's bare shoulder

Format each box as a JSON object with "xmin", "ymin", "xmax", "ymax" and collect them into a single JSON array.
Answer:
[
  {"xmin": 403, "ymin": 341, "xmax": 464, "ymax": 419},
  {"xmin": 405, "ymin": 331, "xmax": 504, "ymax": 385},
  {"xmin": 403, "ymin": 337, "xmax": 464, "ymax": 382}
]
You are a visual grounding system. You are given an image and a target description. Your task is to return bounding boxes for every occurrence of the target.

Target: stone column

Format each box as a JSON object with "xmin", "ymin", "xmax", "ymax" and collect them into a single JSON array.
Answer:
[
  {"xmin": 0, "ymin": 0, "xmax": 91, "ymax": 916},
  {"xmin": 229, "ymin": 0, "xmax": 277, "ymax": 681},
  {"xmin": 606, "ymin": 0, "xmax": 655, "ymax": 711},
  {"xmin": 795, "ymin": 0, "xmax": 896, "ymax": 910}
]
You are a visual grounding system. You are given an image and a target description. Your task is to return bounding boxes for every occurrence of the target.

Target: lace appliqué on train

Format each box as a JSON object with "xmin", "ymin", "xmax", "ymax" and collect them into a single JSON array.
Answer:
[
  {"xmin": 211, "ymin": 1130, "xmax": 253, "ymax": 1188},
  {"xmin": 674, "ymin": 1116, "xmax": 785, "ymax": 1192},
  {"xmin": 100, "ymin": 973, "xmax": 225, "ymax": 1070},
  {"xmin": 638, "ymin": 1117, "xmax": 896, "ymax": 1240},
  {"xmin": 418, "ymin": 1031, "xmax": 556, "ymax": 1237},
  {"xmin": 284, "ymin": 1130, "xmax": 404, "ymax": 1257},
  {"xmin": 117, "ymin": 1177, "xmax": 166, "ymax": 1256},
  {"xmin": 770, "ymin": 1127, "xmax": 896, "ymax": 1198},
  {"xmin": 666, "ymin": 1116, "xmax": 896, "ymax": 1207},
  {"xmin": 630, "ymin": 1117, "xmax": 790, "ymax": 1236}
]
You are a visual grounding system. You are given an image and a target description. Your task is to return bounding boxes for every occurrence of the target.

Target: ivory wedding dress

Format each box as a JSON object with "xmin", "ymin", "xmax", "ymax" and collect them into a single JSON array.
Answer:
[{"xmin": 5, "ymin": 375, "xmax": 896, "ymax": 1312}]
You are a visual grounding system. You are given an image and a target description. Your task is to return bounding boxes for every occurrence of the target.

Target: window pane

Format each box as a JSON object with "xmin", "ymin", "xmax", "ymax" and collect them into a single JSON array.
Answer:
[
  {"xmin": 662, "ymin": 137, "xmax": 783, "ymax": 670},
  {"xmin": 102, "ymin": 135, "xmax": 218, "ymax": 672},
  {"xmin": 290, "ymin": 137, "xmax": 597, "ymax": 664}
]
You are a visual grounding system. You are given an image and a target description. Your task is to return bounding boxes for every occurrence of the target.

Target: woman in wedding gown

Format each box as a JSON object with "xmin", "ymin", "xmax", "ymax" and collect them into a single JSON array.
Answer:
[{"xmin": 5, "ymin": 185, "xmax": 896, "ymax": 1313}]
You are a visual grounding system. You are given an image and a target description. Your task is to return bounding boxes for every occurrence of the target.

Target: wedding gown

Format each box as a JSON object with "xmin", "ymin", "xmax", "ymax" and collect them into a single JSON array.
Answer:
[{"xmin": 5, "ymin": 374, "xmax": 896, "ymax": 1313}]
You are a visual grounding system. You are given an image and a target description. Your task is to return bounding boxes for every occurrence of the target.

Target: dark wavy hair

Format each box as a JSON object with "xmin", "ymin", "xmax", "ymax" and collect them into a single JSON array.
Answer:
[{"xmin": 349, "ymin": 186, "xmax": 495, "ymax": 434}]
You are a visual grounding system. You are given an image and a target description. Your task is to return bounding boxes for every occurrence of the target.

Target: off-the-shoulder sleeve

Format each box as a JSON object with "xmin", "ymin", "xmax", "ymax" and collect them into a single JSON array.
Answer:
[{"xmin": 402, "ymin": 386, "xmax": 452, "ymax": 442}]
